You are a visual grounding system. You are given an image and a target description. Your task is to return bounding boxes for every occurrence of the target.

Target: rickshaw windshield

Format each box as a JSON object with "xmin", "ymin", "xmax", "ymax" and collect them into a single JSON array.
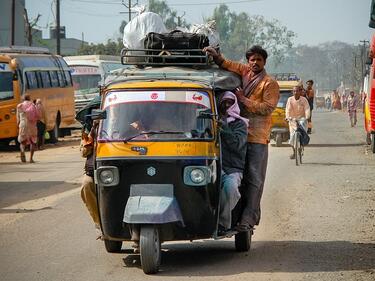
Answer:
[
  {"xmin": 99, "ymin": 90, "xmax": 214, "ymax": 142},
  {"xmin": 277, "ymin": 90, "xmax": 293, "ymax": 108}
]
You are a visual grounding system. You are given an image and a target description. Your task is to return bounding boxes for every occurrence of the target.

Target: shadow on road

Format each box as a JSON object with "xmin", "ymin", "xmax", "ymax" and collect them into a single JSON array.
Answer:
[
  {"xmin": 304, "ymin": 162, "xmax": 369, "ymax": 166},
  {"xmin": 121, "ymin": 240, "xmax": 375, "ymax": 275},
  {"xmin": 308, "ymin": 143, "xmax": 365, "ymax": 148},
  {"xmin": 0, "ymin": 181, "xmax": 79, "ymax": 208}
]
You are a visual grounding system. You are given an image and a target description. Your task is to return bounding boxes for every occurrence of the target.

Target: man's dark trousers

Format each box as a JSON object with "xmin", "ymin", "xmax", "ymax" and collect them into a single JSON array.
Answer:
[{"xmin": 239, "ymin": 142, "xmax": 268, "ymax": 227}]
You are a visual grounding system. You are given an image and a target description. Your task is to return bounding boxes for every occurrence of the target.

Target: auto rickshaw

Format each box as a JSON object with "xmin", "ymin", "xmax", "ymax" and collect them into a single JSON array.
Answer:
[
  {"xmin": 90, "ymin": 49, "xmax": 252, "ymax": 274},
  {"xmin": 270, "ymin": 74, "xmax": 301, "ymax": 147}
]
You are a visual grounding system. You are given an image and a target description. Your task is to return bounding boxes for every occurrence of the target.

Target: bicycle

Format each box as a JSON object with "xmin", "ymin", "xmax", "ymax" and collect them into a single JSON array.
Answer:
[{"xmin": 288, "ymin": 118, "xmax": 307, "ymax": 166}]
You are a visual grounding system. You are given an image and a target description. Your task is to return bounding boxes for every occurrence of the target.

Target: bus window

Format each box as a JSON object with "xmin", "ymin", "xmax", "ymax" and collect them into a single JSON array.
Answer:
[
  {"xmin": 26, "ymin": 71, "xmax": 38, "ymax": 89},
  {"xmin": 64, "ymin": 70, "xmax": 72, "ymax": 86},
  {"xmin": 0, "ymin": 71, "xmax": 14, "ymax": 101},
  {"xmin": 56, "ymin": 71, "xmax": 64, "ymax": 87},
  {"xmin": 50, "ymin": 71, "xmax": 59, "ymax": 87},
  {"xmin": 40, "ymin": 71, "xmax": 52, "ymax": 88}
]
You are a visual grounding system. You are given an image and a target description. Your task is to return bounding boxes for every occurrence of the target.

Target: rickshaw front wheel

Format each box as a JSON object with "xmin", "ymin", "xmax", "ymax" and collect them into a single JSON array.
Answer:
[
  {"xmin": 104, "ymin": 239, "xmax": 122, "ymax": 253},
  {"xmin": 235, "ymin": 230, "xmax": 252, "ymax": 252},
  {"xmin": 140, "ymin": 225, "xmax": 161, "ymax": 274}
]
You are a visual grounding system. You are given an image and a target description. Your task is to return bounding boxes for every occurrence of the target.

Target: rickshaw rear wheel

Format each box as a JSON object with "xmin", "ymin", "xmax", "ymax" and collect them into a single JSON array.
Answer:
[
  {"xmin": 140, "ymin": 225, "xmax": 161, "ymax": 274},
  {"xmin": 275, "ymin": 134, "xmax": 282, "ymax": 147},
  {"xmin": 235, "ymin": 230, "xmax": 252, "ymax": 252},
  {"xmin": 104, "ymin": 239, "xmax": 122, "ymax": 253}
]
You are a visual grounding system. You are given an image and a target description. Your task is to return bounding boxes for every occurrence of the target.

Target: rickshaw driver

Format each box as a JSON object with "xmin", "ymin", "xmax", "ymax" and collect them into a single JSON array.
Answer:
[
  {"xmin": 204, "ymin": 45, "xmax": 279, "ymax": 232},
  {"xmin": 218, "ymin": 91, "xmax": 248, "ymax": 234},
  {"xmin": 285, "ymin": 85, "xmax": 310, "ymax": 159}
]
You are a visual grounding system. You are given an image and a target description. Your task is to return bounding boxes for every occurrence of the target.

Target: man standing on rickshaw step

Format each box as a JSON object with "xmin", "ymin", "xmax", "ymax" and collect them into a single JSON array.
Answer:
[
  {"xmin": 285, "ymin": 85, "xmax": 311, "ymax": 159},
  {"xmin": 204, "ymin": 45, "xmax": 279, "ymax": 232},
  {"xmin": 218, "ymin": 91, "xmax": 248, "ymax": 234}
]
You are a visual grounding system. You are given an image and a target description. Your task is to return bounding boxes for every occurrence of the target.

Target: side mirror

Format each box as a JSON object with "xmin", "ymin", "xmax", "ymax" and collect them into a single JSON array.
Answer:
[
  {"xmin": 89, "ymin": 109, "xmax": 106, "ymax": 120},
  {"xmin": 366, "ymin": 57, "xmax": 373, "ymax": 66}
]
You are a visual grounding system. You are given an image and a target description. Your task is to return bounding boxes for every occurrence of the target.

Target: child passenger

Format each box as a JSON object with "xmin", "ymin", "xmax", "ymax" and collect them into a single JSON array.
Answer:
[{"xmin": 218, "ymin": 91, "xmax": 248, "ymax": 233}]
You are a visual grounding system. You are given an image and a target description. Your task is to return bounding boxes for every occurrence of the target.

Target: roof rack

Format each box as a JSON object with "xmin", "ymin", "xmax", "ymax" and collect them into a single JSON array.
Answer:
[
  {"xmin": 106, "ymin": 67, "xmax": 216, "ymax": 88},
  {"xmin": 120, "ymin": 48, "xmax": 209, "ymax": 66},
  {"xmin": 0, "ymin": 46, "xmax": 51, "ymax": 55},
  {"xmin": 271, "ymin": 73, "xmax": 300, "ymax": 82}
]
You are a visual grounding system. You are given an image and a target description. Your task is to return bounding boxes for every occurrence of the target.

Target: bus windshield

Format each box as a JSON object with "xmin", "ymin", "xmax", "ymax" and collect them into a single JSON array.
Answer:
[
  {"xmin": 99, "ymin": 90, "xmax": 213, "ymax": 142},
  {"xmin": 72, "ymin": 74, "xmax": 101, "ymax": 94},
  {"xmin": 0, "ymin": 69, "xmax": 14, "ymax": 101}
]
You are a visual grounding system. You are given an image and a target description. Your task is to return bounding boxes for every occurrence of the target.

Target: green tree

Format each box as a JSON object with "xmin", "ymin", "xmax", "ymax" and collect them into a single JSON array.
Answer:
[
  {"xmin": 210, "ymin": 4, "xmax": 295, "ymax": 62},
  {"xmin": 268, "ymin": 42, "xmax": 363, "ymax": 91},
  {"xmin": 148, "ymin": 0, "xmax": 189, "ymax": 29}
]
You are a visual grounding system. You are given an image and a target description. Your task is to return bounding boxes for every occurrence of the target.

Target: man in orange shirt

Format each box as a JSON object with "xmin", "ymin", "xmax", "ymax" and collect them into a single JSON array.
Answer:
[
  {"xmin": 305, "ymin": 80, "xmax": 315, "ymax": 133},
  {"xmin": 204, "ymin": 45, "xmax": 279, "ymax": 231}
]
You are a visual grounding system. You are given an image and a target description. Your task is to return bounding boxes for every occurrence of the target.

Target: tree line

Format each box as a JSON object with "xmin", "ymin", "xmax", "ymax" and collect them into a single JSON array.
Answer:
[{"xmin": 77, "ymin": 0, "xmax": 365, "ymax": 92}]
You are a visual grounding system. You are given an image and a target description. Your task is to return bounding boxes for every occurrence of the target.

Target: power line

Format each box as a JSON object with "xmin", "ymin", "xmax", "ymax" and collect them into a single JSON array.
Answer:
[
  {"xmin": 66, "ymin": 0, "xmax": 122, "ymax": 4},
  {"xmin": 168, "ymin": 0, "xmax": 262, "ymax": 6}
]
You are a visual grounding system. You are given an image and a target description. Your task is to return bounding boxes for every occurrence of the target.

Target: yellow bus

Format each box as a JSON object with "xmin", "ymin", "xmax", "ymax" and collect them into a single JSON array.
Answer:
[{"xmin": 0, "ymin": 46, "xmax": 75, "ymax": 145}]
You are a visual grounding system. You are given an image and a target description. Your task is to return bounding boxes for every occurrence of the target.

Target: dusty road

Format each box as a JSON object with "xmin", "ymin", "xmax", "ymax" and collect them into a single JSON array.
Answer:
[{"xmin": 0, "ymin": 110, "xmax": 374, "ymax": 281}]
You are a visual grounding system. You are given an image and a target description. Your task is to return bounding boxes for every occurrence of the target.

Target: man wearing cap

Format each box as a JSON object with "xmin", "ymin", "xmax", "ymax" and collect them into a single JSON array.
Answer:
[{"xmin": 204, "ymin": 45, "xmax": 279, "ymax": 232}]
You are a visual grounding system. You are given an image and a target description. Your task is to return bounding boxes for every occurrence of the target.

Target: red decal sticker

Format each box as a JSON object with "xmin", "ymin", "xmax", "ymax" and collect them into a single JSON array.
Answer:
[
  {"xmin": 192, "ymin": 94, "xmax": 202, "ymax": 101},
  {"xmin": 151, "ymin": 93, "xmax": 158, "ymax": 100}
]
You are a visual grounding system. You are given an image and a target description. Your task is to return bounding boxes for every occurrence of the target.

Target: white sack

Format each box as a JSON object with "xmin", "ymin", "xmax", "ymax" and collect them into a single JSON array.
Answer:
[
  {"xmin": 123, "ymin": 12, "xmax": 167, "ymax": 49},
  {"xmin": 190, "ymin": 20, "xmax": 220, "ymax": 48}
]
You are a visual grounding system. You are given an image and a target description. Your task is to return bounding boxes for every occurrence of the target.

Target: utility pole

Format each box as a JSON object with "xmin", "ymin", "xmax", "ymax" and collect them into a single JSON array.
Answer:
[
  {"xmin": 121, "ymin": 0, "xmax": 138, "ymax": 22},
  {"xmin": 11, "ymin": 0, "xmax": 15, "ymax": 45},
  {"xmin": 56, "ymin": 0, "xmax": 61, "ymax": 55}
]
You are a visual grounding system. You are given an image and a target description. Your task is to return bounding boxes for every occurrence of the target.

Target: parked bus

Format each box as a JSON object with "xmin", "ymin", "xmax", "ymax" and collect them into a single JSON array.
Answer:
[
  {"xmin": 365, "ymin": 43, "xmax": 375, "ymax": 153},
  {"xmin": 64, "ymin": 55, "xmax": 126, "ymax": 112},
  {"xmin": 0, "ymin": 46, "xmax": 75, "ymax": 145}
]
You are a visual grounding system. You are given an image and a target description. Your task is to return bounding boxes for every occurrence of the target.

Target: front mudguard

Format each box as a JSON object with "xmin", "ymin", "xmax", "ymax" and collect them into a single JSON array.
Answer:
[{"xmin": 123, "ymin": 184, "xmax": 184, "ymax": 225}]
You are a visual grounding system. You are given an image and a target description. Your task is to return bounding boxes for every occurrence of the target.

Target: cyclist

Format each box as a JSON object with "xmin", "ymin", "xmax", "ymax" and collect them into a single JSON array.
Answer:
[{"xmin": 286, "ymin": 85, "xmax": 310, "ymax": 159}]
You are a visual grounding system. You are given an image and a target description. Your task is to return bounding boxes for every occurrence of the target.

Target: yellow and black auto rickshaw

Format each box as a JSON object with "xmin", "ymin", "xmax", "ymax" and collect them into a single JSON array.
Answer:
[
  {"xmin": 90, "ymin": 49, "xmax": 252, "ymax": 274},
  {"xmin": 270, "ymin": 74, "xmax": 301, "ymax": 146}
]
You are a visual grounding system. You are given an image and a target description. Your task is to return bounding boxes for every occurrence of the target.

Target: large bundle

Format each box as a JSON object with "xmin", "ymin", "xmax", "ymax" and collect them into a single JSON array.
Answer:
[
  {"xmin": 143, "ymin": 30, "xmax": 209, "ymax": 64},
  {"xmin": 122, "ymin": 11, "xmax": 167, "ymax": 62},
  {"xmin": 122, "ymin": 12, "xmax": 167, "ymax": 49}
]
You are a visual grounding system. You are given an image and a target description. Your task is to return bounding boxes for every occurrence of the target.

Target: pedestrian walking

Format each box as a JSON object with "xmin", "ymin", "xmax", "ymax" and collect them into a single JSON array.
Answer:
[
  {"xmin": 305, "ymin": 80, "xmax": 315, "ymax": 134},
  {"xmin": 16, "ymin": 94, "xmax": 40, "ymax": 163},
  {"xmin": 35, "ymin": 99, "xmax": 47, "ymax": 150},
  {"xmin": 347, "ymin": 91, "xmax": 358, "ymax": 127}
]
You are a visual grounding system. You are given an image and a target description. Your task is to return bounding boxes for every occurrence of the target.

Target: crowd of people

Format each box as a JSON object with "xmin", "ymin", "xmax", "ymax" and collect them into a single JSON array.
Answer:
[{"xmin": 324, "ymin": 89, "xmax": 362, "ymax": 127}]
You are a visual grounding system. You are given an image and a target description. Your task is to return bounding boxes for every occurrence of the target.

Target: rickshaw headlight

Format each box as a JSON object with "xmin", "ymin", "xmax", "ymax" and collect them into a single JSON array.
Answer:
[
  {"xmin": 183, "ymin": 166, "xmax": 211, "ymax": 186},
  {"xmin": 190, "ymin": 169, "xmax": 205, "ymax": 184},
  {"xmin": 95, "ymin": 166, "xmax": 119, "ymax": 187}
]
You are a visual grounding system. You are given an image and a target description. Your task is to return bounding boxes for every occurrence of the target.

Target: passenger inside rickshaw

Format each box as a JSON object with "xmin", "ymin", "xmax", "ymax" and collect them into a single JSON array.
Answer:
[{"xmin": 99, "ymin": 92, "xmax": 213, "ymax": 142}]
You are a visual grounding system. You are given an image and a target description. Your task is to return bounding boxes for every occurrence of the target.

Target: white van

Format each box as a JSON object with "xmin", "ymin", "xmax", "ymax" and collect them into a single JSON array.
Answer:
[{"xmin": 64, "ymin": 55, "xmax": 127, "ymax": 112}]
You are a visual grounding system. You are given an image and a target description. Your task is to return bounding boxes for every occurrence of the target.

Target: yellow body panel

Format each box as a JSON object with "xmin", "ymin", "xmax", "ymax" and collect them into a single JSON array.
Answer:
[
  {"xmin": 364, "ymin": 98, "xmax": 372, "ymax": 132},
  {"xmin": 271, "ymin": 107, "xmax": 288, "ymax": 128},
  {"xmin": 96, "ymin": 141, "xmax": 219, "ymax": 158}
]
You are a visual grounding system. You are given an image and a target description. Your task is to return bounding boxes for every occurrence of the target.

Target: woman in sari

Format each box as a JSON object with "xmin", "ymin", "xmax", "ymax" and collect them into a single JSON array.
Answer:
[{"xmin": 17, "ymin": 94, "xmax": 39, "ymax": 163}]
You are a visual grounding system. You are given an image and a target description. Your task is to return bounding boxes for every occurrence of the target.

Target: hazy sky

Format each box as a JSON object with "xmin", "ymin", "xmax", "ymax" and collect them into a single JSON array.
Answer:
[{"xmin": 26, "ymin": 0, "xmax": 373, "ymax": 46}]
